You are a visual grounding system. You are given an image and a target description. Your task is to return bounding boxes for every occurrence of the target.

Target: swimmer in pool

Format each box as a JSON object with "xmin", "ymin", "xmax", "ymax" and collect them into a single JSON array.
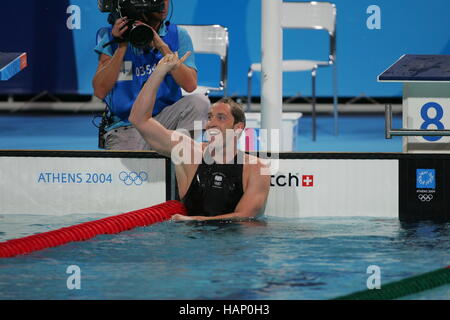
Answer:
[{"xmin": 128, "ymin": 53, "xmax": 270, "ymax": 221}]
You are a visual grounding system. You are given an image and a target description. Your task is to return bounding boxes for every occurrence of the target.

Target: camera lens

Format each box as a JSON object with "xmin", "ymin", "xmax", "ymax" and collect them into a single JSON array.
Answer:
[{"xmin": 129, "ymin": 24, "xmax": 153, "ymax": 48}]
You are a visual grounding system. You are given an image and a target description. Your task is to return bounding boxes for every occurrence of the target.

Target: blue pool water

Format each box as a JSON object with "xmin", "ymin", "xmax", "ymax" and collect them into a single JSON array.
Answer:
[{"xmin": 0, "ymin": 215, "xmax": 449, "ymax": 300}]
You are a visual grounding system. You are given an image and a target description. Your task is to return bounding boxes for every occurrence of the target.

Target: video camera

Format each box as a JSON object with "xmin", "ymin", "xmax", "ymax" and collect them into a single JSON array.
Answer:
[{"xmin": 98, "ymin": 0, "xmax": 165, "ymax": 48}]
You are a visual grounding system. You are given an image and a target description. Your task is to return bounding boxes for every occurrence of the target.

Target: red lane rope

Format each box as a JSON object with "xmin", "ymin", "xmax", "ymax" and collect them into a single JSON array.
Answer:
[{"xmin": 0, "ymin": 200, "xmax": 187, "ymax": 258}]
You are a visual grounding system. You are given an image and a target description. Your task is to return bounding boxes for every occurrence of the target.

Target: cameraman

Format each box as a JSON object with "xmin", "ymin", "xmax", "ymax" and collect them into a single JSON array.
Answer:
[{"xmin": 93, "ymin": 0, "xmax": 210, "ymax": 150}]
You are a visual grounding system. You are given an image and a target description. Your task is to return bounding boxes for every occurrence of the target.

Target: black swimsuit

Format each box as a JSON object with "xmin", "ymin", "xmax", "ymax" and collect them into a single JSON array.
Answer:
[{"xmin": 182, "ymin": 153, "xmax": 244, "ymax": 217}]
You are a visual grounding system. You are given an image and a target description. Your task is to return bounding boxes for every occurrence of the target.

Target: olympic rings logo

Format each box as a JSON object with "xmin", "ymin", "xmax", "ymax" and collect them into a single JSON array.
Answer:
[
  {"xmin": 418, "ymin": 194, "xmax": 433, "ymax": 202},
  {"xmin": 119, "ymin": 171, "xmax": 149, "ymax": 186}
]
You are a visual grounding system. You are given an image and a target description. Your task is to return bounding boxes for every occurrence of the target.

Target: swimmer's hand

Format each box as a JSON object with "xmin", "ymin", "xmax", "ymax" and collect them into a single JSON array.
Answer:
[
  {"xmin": 155, "ymin": 51, "xmax": 191, "ymax": 75},
  {"xmin": 171, "ymin": 214, "xmax": 206, "ymax": 221}
]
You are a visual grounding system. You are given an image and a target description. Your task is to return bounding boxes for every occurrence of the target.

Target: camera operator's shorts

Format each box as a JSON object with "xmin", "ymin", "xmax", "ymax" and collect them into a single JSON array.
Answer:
[{"xmin": 103, "ymin": 93, "xmax": 210, "ymax": 151}]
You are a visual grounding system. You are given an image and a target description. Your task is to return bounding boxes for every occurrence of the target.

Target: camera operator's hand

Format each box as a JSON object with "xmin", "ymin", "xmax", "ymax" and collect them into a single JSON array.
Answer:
[
  {"xmin": 149, "ymin": 27, "xmax": 169, "ymax": 53},
  {"xmin": 112, "ymin": 17, "xmax": 129, "ymax": 42},
  {"xmin": 132, "ymin": 21, "xmax": 169, "ymax": 53}
]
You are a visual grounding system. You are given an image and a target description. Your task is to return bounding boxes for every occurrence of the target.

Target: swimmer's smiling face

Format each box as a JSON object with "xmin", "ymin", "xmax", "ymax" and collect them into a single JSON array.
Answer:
[{"xmin": 205, "ymin": 102, "xmax": 244, "ymax": 146}]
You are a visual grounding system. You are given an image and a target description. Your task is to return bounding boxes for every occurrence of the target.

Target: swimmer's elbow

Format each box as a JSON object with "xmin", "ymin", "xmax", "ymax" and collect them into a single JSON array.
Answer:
[
  {"xmin": 128, "ymin": 113, "xmax": 151, "ymax": 131},
  {"xmin": 234, "ymin": 210, "xmax": 259, "ymax": 219}
]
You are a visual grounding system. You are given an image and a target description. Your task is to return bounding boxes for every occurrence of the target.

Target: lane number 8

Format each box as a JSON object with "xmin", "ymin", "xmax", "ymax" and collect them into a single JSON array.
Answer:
[{"xmin": 420, "ymin": 102, "xmax": 444, "ymax": 142}]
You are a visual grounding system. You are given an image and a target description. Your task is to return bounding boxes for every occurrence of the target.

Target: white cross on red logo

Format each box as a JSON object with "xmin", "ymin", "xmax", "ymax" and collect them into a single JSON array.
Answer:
[{"xmin": 302, "ymin": 175, "xmax": 314, "ymax": 187}]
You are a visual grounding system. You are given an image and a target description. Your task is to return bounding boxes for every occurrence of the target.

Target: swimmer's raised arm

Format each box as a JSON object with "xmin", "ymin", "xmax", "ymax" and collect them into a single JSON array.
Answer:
[{"xmin": 128, "ymin": 52, "xmax": 191, "ymax": 157}]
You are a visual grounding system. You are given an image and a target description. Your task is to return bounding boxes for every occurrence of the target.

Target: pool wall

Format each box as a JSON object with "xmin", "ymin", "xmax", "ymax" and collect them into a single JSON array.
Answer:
[
  {"xmin": 0, "ymin": 151, "xmax": 169, "ymax": 215},
  {"xmin": 0, "ymin": 151, "xmax": 449, "ymax": 221}
]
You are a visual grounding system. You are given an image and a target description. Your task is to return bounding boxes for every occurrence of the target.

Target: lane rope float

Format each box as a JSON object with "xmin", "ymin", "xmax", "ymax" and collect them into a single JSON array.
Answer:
[
  {"xmin": 333, "ymin": 266, "xmax": 450, "ymax": 300},
  {"xmin": 0, "ymin": 200, "xmax": 187, "ymax": 258}
]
